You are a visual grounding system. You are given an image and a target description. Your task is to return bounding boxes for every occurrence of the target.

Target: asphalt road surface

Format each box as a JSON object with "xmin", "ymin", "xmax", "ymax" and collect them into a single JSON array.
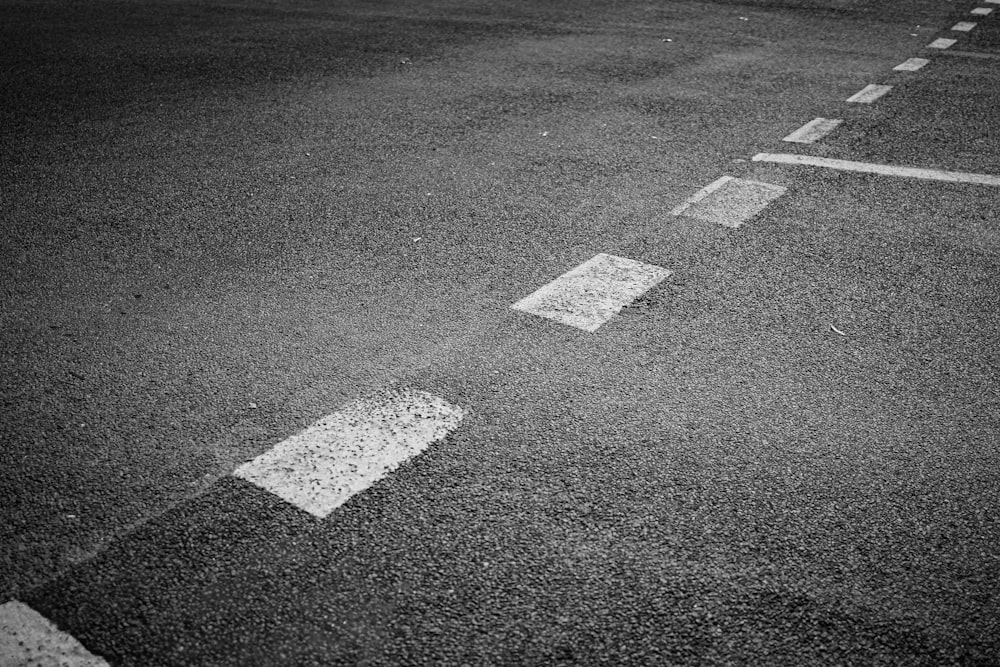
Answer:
[{"xmin": 2, "ymin": 0, "xmax": 999, "ymax": 664}]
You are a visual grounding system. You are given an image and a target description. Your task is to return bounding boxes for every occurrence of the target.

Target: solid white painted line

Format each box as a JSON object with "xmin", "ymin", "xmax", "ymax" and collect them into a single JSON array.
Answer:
[
  {"xmin": 233, "ymin": 388, "xmax": 463, "ymax": 518},
  {"xmin": 846, "ymin": 84, "xmax": 892, "ymax": 103},
  {"xmin": 937, "ymin": 49, "xmax": 1000, "ymax": 59},
  {"xmin": 783, "ymin": 118, "xmax": 842, "ymax": 144},
  {"xmin": 0, "ymin": 600, "xmax": 110, "ymax": 667},
  {"xmin": 894, "ymin": 57, "xmax": 929, "ymax": 71},
  {"xmin": 672, "ymin": 176, "xmax": 787, "ymax": 228},
  {"xmin": 752, "ymin": 153, "xmax": 1000, "ymax": 186},
  {"xmin": 511, "ymin": 253, "xmax": 671, "ymax": 332},
  {"xmin": 971, "ymin": 8, "xmax": 993, "ymax": 15},
  {"xmin": 952, "ymin": 21, "xmax": 977, "ymax": 31},
  {"xmin": 928, "ymin": 37, "xmax": 957, "ymax": 48}
]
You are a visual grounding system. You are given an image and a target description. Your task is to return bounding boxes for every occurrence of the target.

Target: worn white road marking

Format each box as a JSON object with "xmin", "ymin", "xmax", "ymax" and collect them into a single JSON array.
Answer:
[
  {"xmin": 783, "ymin": 118, "xmax": 842, "ymax": 144},
  {"xmin": 669, "ymin": 175, "xmax": 731, "ymax": 214},
  {"xmin": 894, "ymin": 57, "xmax": 929, "ymax": 70},
  {"xmin": 952, "ymin": 21, "xmax": 977, "ymax": 31},
  {"xmin": 0, "ymin": 601, "xmax": 109, "ymax": 667},
  {"xmin": 971, "ymin": 7, "xmax": 993, "ymax": 15},
  {"xmin": 233, "ymin": 389, "xmax": 463, "ymax": 518},
  {"xmin": 937, "ymin": 49, "xmax": 1000, "ymax": 59},
  {"xmin": 511, "ymin": 253, "xmax": 671, "ymax": 332},
  {"xmin": 928, "ymin": 37, "xmax": 957, "ymax": 48},
  {"xmin": 846, "ymin": 84, "xmax": 892, "ymax": 103},
  {"xmin": 752, "ymin": 153, "xmax": 1000, "ymax": 186},
  {"xmin": 671, "ymin": 176, "xmax": 787, "ymax": 228}
]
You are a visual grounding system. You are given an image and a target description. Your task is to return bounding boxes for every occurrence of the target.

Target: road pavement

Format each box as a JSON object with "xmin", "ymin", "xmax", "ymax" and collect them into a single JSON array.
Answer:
[{"xmin": 2, "ymin": 0, "xmax": 998, "ymax": 664}]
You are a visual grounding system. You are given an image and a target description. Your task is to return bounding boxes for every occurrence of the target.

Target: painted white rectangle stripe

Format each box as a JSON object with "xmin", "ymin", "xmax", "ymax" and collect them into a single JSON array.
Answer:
[
  {"xmin": 928, "ymin": 37, "xmax": 957, "ymax": 48},
  {"xmin": 894, "ymin": 57, "xmax": 929, "ymax": 71},
  {"xmin": 846, "ymin": 84, "xmax": 892, "ymax": 103},
  {"xmin": 671, "ymin": 176, "xmax": 787, "ymax": 228},
  {"xmin": 783, "ymin": 117, "xmax": 842, "ymax": 144},
  {"xmin": 0, "ymin": 600, "xmax": 110, "ymax": 666},
  {"xmin": 511, "ymin": 253, "xmax": 671, "ymax": 332},
  {"xmin": 971, "ymin": 8, "xmax": 993, "ymax": 15},
  {"xmin": 669, "ymin": 174, "xmax": 733, "ymax": 215},
  {"xmin": 751, "ymin": 153, "xmax": 1000, "ymax": 186},
  {"xmin": 233, "ymin": 388, "xmax": 463, "ymax": 518},
  {"xmin": 952, "ymin": 21, "xmax": 977, "ymax": 31}
]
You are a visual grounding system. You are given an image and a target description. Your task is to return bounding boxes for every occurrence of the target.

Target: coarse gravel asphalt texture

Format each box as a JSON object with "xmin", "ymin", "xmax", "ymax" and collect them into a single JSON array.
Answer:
[{"xmin": 2, "ymin": 0, "xmax": 999, "ymax": 664}]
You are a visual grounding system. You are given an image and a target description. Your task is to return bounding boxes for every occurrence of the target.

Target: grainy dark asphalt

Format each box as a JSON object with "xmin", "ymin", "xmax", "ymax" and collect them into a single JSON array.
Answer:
[{"xmin": 2, "ymin": 0, "xmax": 999, "ymax": 664}]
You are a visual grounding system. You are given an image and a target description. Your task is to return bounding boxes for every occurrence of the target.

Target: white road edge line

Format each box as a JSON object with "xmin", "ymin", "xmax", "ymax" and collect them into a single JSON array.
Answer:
[
  {"xmin": 233, "ymin": 388, "xmax": 464, "ymax": 518},
  {"xmin": 936, "ymin": 49, "xmax": 1000, "ymax": 60},
  {"xmin": 511, "ymin": 253, "xmax": 672, "ymax": 332},
  {"xmin": 752, "ymin": 153, "xmax": 1000, "ymax": 186},
  {"xmin": 846, "ymin": 84, "xmax": 892, "ymax": 103},
  {"xmin": 783, "ymin": 118, "xmax": 842, "ymax": 144},
  {"xmin": 952, "ymin": 21, "xmax": 977, "ymax": 31},
  {"xmin": 0, "ymin": 600, "xmax": 110, "ymax": 667},
  {"xmin": 894, "ymin": 57, "xmax": 929, "ymax": 71},
  {"xmin": 928, "ymin": 37, "xmax": 957, "ymax": 48}
]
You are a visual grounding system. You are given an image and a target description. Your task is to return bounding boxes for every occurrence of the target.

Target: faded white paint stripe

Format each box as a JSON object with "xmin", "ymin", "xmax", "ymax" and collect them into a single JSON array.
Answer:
[
  {"xmin": 952, "ymin": 21, "xmax": 977, "ymax": 31},
  {"xmin": 937, "ymin": 49, "xmax": 1000, "ymax": 59},
  {"xmin": 0, "ymin": 601, "xmax": 109, "ymax": 667},
  {"xmin": 511, "ymin": 253, "xmax": 671, "ymax": 332},
  {"xmin": 971, "ymin": 8, "xmax": 993, "ymax": 15},
  {"xmin": 672, "ymin": 176, "xmax": 787, "ymax": 228},
  {"xmin": 783, "ymin": 118, "xmax": 842, "ymax": 144},
  {"xmin": 846, "ymin": 84, "xmax": 892, "ymax": 103},
  {"xmin": 233, "ymin": 389, "xmax": 463, "ymax": 518},
  {"xmin": 669, "ymin": 175, "xmax": 735, "ymax": 215},
  {"xmin": 894, "ymin": 57, "xmax": 929, "ymax": 70},
  {"xmin": 752, "ymin": 153, "xmax": 1000, "ymax": 186},
  {"xmin": 928, "ymin": 37, "xmax": 957, "ymax": 48}
]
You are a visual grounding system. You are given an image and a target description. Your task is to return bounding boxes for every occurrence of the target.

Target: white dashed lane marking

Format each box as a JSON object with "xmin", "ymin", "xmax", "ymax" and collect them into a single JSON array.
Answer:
[
  {"xmin": 783, "ymin": 117, "xmax": 842, "ymax": 144},
  {"xmin": 0, "ymin": 600, "xmax": 109, "ymax": 667},
  {"xmin": 233, "ymin": 389, "xmax": 463, "ymax": 518},
  {"xmin": 511, "ymin": 253, "xmax": 672, "ymax": 332},
  {"xmin": 846, "ymin": 84, "xmax": 892, "ymax": 103},
  {"xmin": 671, "ymin": 176, "xmax": 787, "ymax": 228},
  {"xmin": 952, "ymin": 21, "xmax": 977, "ymax": 31},
  {"xmin": 971, "ymin": 7, "xmax": 993, "ymax": 15},
  {"xmin": 894, "ymin": 57, "xmax": 929, "ymax": 71},
  {"xmin": 752, "ymin": 153, "xmax": 1000, "ymax": 186},
  {"xmin": 928, "ymin": 37, "xmax": 957, "ymax": 48}
]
